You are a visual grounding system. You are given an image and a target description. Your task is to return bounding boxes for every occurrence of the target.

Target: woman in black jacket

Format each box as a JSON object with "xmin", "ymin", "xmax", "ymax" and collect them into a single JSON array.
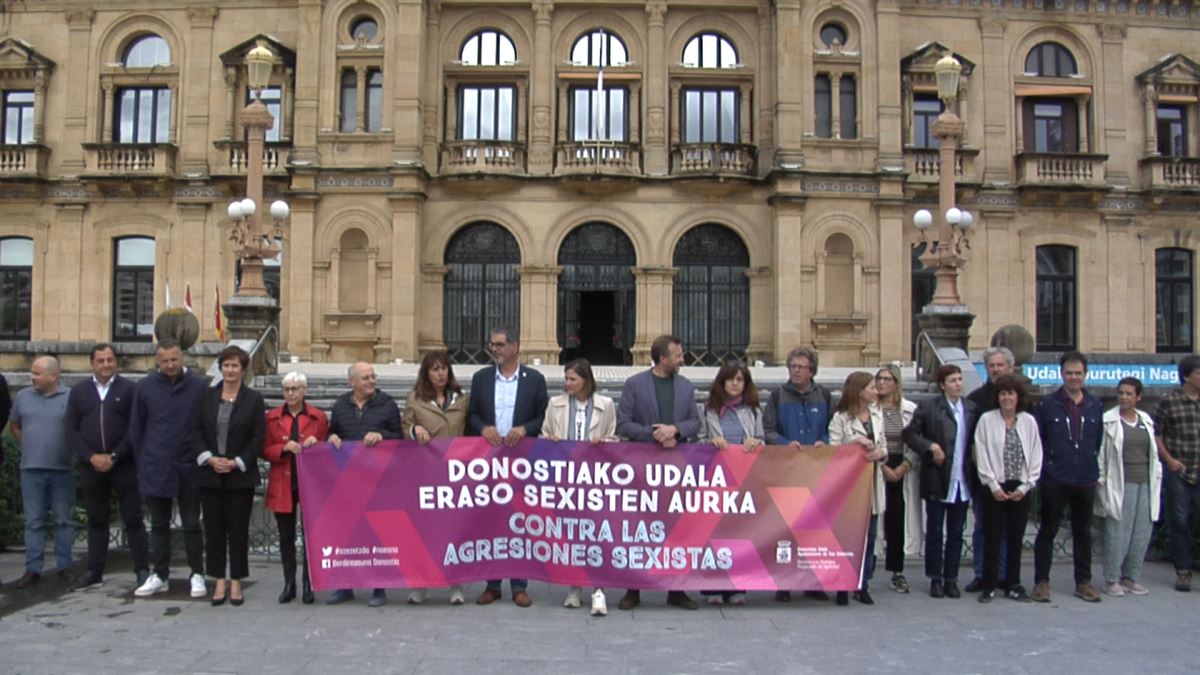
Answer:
[
  {"xmin": 902, "ymin": 364, "xmax": 978, "ymax": 600},
  {"xmin": 191, "ymin": 346, "xmax": 266, "ymax": 606}
]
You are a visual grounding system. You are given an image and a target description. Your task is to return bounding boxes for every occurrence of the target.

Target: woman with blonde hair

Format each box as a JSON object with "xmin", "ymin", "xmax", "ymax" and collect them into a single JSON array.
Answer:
[{"xmin": 874, "ymin": 364, "xmax": 920, "ymax": 594}]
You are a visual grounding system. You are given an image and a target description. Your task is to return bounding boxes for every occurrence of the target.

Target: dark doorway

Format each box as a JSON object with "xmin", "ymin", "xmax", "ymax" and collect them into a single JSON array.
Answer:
[
  {"xmin": 560, "ymin": 291, "xmax": 625, "ymax": 365},
  {"xmin": 911, "ymin": 242, "xmax": 936, "ymax": 359},
  {"xmin": 557, "ymin": 222, "xmax": 636, "ymax": 365}
]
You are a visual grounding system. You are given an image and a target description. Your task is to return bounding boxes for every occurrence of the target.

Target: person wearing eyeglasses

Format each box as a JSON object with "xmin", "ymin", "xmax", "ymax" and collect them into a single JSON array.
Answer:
[
  {"xmin": 873, "ymin": 365, "xmax": 919, "ymax": 594},
  {"xmin": 263, "ymin": 372, "xmax": 328, "ymax": 604}
]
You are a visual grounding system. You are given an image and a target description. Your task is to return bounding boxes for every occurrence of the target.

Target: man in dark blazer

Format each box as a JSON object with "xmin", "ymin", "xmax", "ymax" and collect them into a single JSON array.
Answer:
[
  {"xmin": 66, "ymin": 343, "xmax": 148, "ymax": 591},
  {"xmin": 615, "ymin": 334, "xmax": 702, "ymax": 610},
  {"xmin": 468, "ymin": 326, "xmax": 549, "ymax": 607}
]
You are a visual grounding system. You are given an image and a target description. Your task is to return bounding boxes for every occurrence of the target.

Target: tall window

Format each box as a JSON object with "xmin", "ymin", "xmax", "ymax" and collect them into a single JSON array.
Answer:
[
  {"xmin": 1157, "ymin": 105, "xmax": 1187, "ymax": 157},
  {"xmin": 248, "ymin": 86, "xmax": 282, "ymax": 142},
  {"xmin": 682, "ymin": 33, "xmax": 737, "ymax": 69},
  {"xmin": 1023, "ymin": 98, "xmax": 1077, "ymax": 153},
  {"xmin": 682, "ymin": 89, "xmax": 737, "ymax": 144},
  {"xmin": 112, "ymin": 237, "xmax": 155, "ymax": 341},
  {"xmin": 459, "ymin": 85, "xmax": 514, "ymax": 141},
  {"xmin": 443, "ymin": 223, "xmax": 521, "ymax": 364},
  {"xmin": 2, "ymin": 91, "xmax": 34, "ymax": 145},
  {"xmin": 912, "ymin": 95, "xmax": 942, "ymax": 148},
  {"xmin": 815, "ymin": 75, "xmax": 832, "ymax": 138},
  {"xmin": 461, "ymin": 29, "xmax": 517, "ymax": 66},
  {"xmin": 673, "ymin": 224, "xmax": 750, "ymax": 366},
  {"xmin": 1156, "ymin": 248, "xmax": 1193, "ymax": 353},
  {"xmin": 0, "ymin": 237, "xmax": 33, "ymax": 339},
  {"xmin": 1036, "ymin": 245, "xmax": 1076, "ymax": 352},
  {"xmin": 338, "ymin": 69, "xmax": 383, "ymax": 133},
  {"xmin": 115, "ymin": 87, "xmax": 171, "ymax": 143},
  {"xmin": 815, "ymin": 73, "xmax": 859, "ymax": 139},
  {"xmin": 340, "ymin": 70, "xmax": 357, "ymax": 133},
  {"xmin": 839, "ymin": 75, "xmax": 857, "ymax": 139},
  {"xmin": 572, "ymin": 86, "xmax": 625, "ymax": 141},
  {"xmin": 366, "ymin": 69, "xmax": 383, "ymax": 132},
  {"xmin": 1025, "ymin": 42, "xmax": 1077, "ymax": 78}
]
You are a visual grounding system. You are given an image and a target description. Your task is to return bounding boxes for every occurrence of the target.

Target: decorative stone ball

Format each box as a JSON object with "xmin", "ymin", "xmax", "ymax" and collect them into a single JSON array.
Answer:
[
  {"xmin": 991, "ymin": 324, "xmax": 1034, "ymax": 365},
  {"xmin": 154, "ymin": 308, "xmax": 201, "ymax": 351}
]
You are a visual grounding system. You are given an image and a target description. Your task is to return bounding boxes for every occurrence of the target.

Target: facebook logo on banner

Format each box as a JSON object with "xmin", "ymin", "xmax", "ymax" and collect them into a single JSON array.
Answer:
[{"xmin": 974, "ymin": 363, "xmax": 1181, "ymax": 388}]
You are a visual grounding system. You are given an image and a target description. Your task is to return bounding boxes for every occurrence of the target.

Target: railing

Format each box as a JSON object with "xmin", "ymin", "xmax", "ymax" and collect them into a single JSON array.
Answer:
[
  {"xmin": 556, "ymin": 141, "xmax": 640, "ymax": 176},
  {"xmin": 671, "ymin": 143, "xmax": 756, "ymax": 176},
  {"xmin": 1140, "ymin": 156, "xmax": 1200, "ymax": 190},
  {"xmin": 1016, "ymin": 152, "xmax": 1107, "ymax": 187},
  {"xmin": 82, "ymin": 143, "xmax": 177, "ymax": 176},
  {"xmin": 0, "ymin": 144, "xmax": 49, "ymax": 177},
  {"xmin": 440, "ymin": 140, "xmax": 526, "ymax": 174},
  {"xmin": 903, "ymin": 148, "xmax": 966, "ymax": 181}
]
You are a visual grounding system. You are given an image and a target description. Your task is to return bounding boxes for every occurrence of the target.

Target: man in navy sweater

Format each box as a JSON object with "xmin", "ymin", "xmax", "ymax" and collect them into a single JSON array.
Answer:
[
  {"xmin": 1031, "ymin": 351, "xmax": 1104, "ymax": 604},
  {"xmin": 66, "ymin": 344, "xmax": 147, "ymax": 590}
]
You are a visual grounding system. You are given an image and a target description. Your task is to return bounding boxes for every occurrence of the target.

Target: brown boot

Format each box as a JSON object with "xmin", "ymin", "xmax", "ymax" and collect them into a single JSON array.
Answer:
[
  {"xmin": 1030, "ymin": 581, "xmax": 1051, "ymax": 603},
  {"xmin": 1074, "ymin": 582, "xmax": 1101, "ymax": 603}
]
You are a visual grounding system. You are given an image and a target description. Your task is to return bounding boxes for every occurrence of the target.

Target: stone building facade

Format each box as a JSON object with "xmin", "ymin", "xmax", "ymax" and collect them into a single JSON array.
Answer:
[{"xmin": 0, "ymin": 0, "xmax": 1197, "ymax": 369}]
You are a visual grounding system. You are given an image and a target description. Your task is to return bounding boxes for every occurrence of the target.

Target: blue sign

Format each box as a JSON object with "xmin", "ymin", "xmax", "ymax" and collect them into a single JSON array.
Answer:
[{"xmin": 973, "ymin": 363, "xmax": 1181, "ymax": 388}]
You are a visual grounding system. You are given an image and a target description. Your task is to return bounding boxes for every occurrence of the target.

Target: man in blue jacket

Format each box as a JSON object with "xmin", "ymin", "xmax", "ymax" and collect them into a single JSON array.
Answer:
[
  {"xmin": 130, "ymin": 340, "xmax": 209, "ymax": 599},
  {"xmin": 66, "ymin": 343, "xmax": 147, "ymax": 591},
  {"xmin": 1031, "ymin": 351, "xmax": 1103, "ymax": 604}
]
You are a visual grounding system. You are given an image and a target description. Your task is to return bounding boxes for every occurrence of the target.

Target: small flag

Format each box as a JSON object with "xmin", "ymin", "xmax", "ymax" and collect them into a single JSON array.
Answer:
[
  {"xmin": 184, "ymin": 284, "xmax": 193, "ymax": 313},
  {"xmin": 214, "ymin": 283, "xmax": 225, "ymax": 342}
]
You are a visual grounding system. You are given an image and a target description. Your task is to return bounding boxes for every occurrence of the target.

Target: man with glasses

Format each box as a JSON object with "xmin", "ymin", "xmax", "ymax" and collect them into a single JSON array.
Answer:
[
  {"xmin": 326, "ymin": 361, "xmax": 403, "ymax": 607},
  {"xmin": 468, "ymin": 327, "xmax": 549, "ymax": 607},
  {"xmin": 763, "ymin": 347, "xmax": 833, "ymax": 601}
]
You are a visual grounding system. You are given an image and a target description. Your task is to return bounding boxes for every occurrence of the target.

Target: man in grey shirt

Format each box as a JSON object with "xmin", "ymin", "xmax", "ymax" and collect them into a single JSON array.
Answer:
[{"xmin": 9, "ymin": 355, "xmax": 74, "ymax": 588}]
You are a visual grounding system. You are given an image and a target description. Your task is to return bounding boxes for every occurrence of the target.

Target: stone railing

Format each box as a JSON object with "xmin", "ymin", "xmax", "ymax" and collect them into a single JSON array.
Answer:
[
  {"xmin": 82, "ymin": 143, "xmax": 177, "ymax": 176},
  {"xmin": 212, "ymin": 140, "xmax": 288, "ymax": 176},
  {"xmin": 1140, "ymin": 156, "xmax": 1200, "ymax": 190},
  {"xmin": 671, "ymin": 143, "xmax": 756, "ymax": 176},
  {"xmin": 440, "ymin": 140, "xmax": 526, "ymax": 175},
  {"xmin": 1016, "ymin": 152, "xmax": 1107, "ymax": 187},
  {"xmin": 556, "ymin": 141, "xmax": 640, "ymax": 176},
  {"xmin": 903, "ymin": 147, "xmax": 972, "ymax": 182},
  {"xmin": 0, "ymin": 144, "xmax": 49, "ymax": 178}
]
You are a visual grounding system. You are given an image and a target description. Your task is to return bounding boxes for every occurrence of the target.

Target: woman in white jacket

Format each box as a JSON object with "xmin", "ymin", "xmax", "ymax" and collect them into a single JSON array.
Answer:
[
  {"xmin": 541, "ymin": 358, "xmax": 617, "ymax": 615},
  {"xmin": 874, "ymin": 364, "xmax": 920, "ymax": 594},
  {"xmin": 973, "ymin": 374, "xmax": 1042, "ymax": 603},
  {"xmin": 1096, "ymin": 377, "xmax": 1162, "ymax": 597},
  {"xmin": 828, "ymin": 371, "xmax": 888, "ymax": 606}
]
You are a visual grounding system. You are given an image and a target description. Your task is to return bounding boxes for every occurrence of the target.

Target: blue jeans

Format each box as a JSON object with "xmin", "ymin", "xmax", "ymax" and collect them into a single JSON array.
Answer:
[
  {"xmin": 924, "ymin": 499, "xmax": 969, "ymax": 582},
  {"xmin": 1164, "ymin": 470, "xmax": 1200, "ymax": 571},
  {"xmin": 486, "ymin": 579, "xmax": 528, "ymax": 594},
  {"xmin": 21, "ymin": 469, "xmax": 76, "ymax": 574}
]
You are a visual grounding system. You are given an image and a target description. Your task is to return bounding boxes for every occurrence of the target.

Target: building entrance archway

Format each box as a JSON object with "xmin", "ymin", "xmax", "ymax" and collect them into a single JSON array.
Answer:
[{"xmin": 557, "ymin": 222, "xmax": 636, "ymax": 365}]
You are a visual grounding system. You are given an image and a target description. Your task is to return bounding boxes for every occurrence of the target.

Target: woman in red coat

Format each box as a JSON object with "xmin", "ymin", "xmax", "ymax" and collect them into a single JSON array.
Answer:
[{"xmin": 263, "ymin": 372, "xmax": 329, "ymax": 604}]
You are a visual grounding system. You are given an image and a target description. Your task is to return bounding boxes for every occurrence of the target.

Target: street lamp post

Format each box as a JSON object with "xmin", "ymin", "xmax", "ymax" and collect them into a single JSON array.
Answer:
[{"xmin": 914, "ymin": 54, "xmax": 975, "ymax": 356}]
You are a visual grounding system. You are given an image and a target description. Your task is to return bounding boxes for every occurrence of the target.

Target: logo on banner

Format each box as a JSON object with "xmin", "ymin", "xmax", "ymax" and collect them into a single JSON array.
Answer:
[{"xmin": 776, "ymin": 540, "xmax": 793, "ymax": 564}]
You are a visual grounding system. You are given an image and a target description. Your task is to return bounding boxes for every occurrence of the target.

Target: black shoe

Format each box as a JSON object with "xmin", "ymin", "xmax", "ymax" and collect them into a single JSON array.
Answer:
[
  {"xmin": 302, "ymin": 580, "xmax": 315, "ymax": 605},
  {"xmin": 326, "ymin": 589, "xmax": 355, "ymax": 605},
  {"xmin": 978, "ymin": 589, "xmax": 995, "ymax": 603},
  {"xmin": 212, "ymin": 587, "xmax": 229, "ymax": 606},
  {"xmin": 855, "ymin": 589, "xmax": 874, "ymax": 605},
  {"xmin": 964, "ymin": 577, "xmax": 984, "ymax": 593},
  {"xmin": 71, "ymin": 572, "xmax": 104, "ymax": 591},
  {"xmin": 774, "ymin": 590, "xmax": 792, "ymax": 602},
  {"xmin": 278, "ymin": 580, "xmax": 296, "ymax": 604},
  {"xmin": 835, "ymin": 591, "xmax": 849, "ymax": 606},
  {"xmin": 1006, "ymin": 586, "xmax": 1031, "ymax": 603},
  {"xmin": 617, "ymin": 590, "xmax": 641, "ymax": 610},
  {"xmin": 944, "ymin": 582, "xmax": 961, "ymax": 599},
  {"xmin": 15, "ymin": 571, "xmax": 41, "ymax": 588},
  {"xmin": 930, "ymin": 580, "xmax": 945, "ymax": 598},
  {"xmin": 803, "ymin": 590, "xmax": 829, "ymax": 601},
  {"xmin": 230, "ymin": 587, "xmax": 245, "ymax": 607},
  {"xmin": 666, "ymin": 591, "xmax": 698, "ymax": 610},
  {"xmin": 367, "ymin": 589, "xmax": 387, "ymax": 607}
]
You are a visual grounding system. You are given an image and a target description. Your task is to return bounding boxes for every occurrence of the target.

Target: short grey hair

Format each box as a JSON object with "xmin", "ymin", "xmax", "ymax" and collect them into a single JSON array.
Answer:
[
  {"xmin": 982, "ymin": 346, "xmax": 1015, "ymax": 368},
  {"xmin": 281, "ymin": 371, "xmax": 308, "ymax": 389},
  {"xmin": 34, "ymin": 355, "xmax": 61, "ymax": 375},
  {"xmin": 347, "ymin": 362, "xmax": 374, "ymax": 380},
  {"xmin": 490, "ymin": 326, "xmax": 519, "ymax": 343}
]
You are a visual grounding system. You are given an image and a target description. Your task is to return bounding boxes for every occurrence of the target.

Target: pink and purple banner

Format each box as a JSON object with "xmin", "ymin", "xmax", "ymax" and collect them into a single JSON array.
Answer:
[{"xmin": 299, "ymin": 439, "xmax": 873, "ymax": 592}]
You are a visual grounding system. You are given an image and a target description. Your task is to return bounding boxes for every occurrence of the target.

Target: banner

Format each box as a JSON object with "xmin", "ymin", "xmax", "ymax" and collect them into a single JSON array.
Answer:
[{"xmin": 299, "ymin": 439, "xmax": 873, "ymax": 592}]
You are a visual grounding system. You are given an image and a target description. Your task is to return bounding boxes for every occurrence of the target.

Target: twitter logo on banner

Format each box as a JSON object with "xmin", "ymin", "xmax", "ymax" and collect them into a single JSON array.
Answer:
[{"xmin": 322, "ymin": 546, "xmax": 333, "ymax": 556}]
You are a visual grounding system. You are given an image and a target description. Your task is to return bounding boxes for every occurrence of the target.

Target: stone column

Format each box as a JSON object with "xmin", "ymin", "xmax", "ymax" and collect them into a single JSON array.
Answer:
[
  {"xmin": 876, "ymin": 0, "xmax": 903, "ymax": 171},
  {"xmin": 643, "ymin": 1, "xmax": 668, "ymax": 175},
  {"xmin": 1142, "ymin": 84, "xmax": 1158, "ymax": 156},
  {"xmin": 285, "ymin": 197, "xmax": 316, "ymax": 358},
  {"xmin": 773, "ymin": 0, "xmax": 804, "ymax": 167},
  {"xmin": 223, "ymin": 67, "xmax": 239, "ymax": 140},
  {"xmin": 419, "ymin": 264, "xmax": 449, "ymax": 353},
  {"xmin": 528, "ymin": 0, "xmax": 555, "ymax": 173},
  {"xmin": 290, "ymin": 0, "xmax": 322, "ymax": 165},
  {"xmin": 421, "ymin": 1, "xmax": 443, "ymax": 169},
  {"xmin": 102, "ymin": 84, "xmax": 116, "ymax": 143},
  {"xmin": 745, "ymin": 267, "xmax": 773, "ymax": 363},
  {"xmin": 1098, "ymin": 23, "xmax": 1128, "ymax": 184},
  {"xmin": 390, "ymin": 196, "xmax": 422, "ymax": 359},
  {"xmin": 772, "ymin": 200, "xmax": 806, "ymax": 360},
  {"xmin": 756, "ymin": 1, "xmax": 776, "ymax": 172},
  {"xmin": 830, "ymin": 72, "xmax": 842, "ymax": 139},
  {"xmin": 394, "ymin": 0, "xmax": 426, "ymax": 161},
  {"xmin": 355, "ymin": 66, "xmax": 368, "ymax": 132},
  {"xmin": 877, "ymin": 201, "xmax": 906, "ymax": 362},
  {"xmin": 62, "ymin": 9, "xmax": 95, "ymax": 171},
  {"xmin": 183, "ymin": 6, "xmax": 218, "ymax": 174},
  {"xmin": 47, "ymin": 205, "xmax": 87, "ymax": 340},
  {"xmin": 978, "ymin": 15, "xmax": 1010, "ymax": 184},
  {"xmin": 631, "ymin": 266, "xmax": 676, "ymax": 365},
  {"xmin": 518, "ymin": 264, "xmax": 563, "ymax": 364}
]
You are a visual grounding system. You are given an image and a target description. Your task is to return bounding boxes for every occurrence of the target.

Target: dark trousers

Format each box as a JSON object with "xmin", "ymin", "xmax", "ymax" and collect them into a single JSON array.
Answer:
[
  {"xmin": 883, "ymin": 455, "xmax": 907, "ymax": 573},
  {"xmin": 981, "ymin": 480, "xmax": 1031, "ymax": 592},
  {"xmin": 972, "ymin": 495, "xmax": 1006, "ymax": 582},
  {"xmin": 200, "ymin": 487, "xmax": 254, "ymax": 580},
  {"xmin": 80, "ymin": 461, "xmax": 148, "ymax": 577},
  {"xmin": 146, "ymin": 481, "xmax": 204, "ymax": 579},
  {"xmin": 274, "ymin": 491, "xmax": 309, "ymax": 587},
  {"xmin": 924, "ymin": 499, "xmax": 969, "ymax": 582},
  {"xmin": 1034, "ymin": 477, "xmax": 1095, "ymax": 584},
  {"xmin": 1164, "ymin": 470, "xmax": 1200, "ymax": 571},
  {"xmin": 863, "ymin": 513, "xmax": 878, "ymax": 588}
]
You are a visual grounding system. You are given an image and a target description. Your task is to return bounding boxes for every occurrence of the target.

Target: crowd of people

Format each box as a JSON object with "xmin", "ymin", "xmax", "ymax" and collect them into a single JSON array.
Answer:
[{"xmin": 2, "ymin": 333, "xmax": 1198, "ymax": 617}]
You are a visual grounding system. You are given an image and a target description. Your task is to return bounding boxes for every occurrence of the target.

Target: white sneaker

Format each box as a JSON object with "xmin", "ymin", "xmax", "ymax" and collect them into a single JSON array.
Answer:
[
  {"xmin": 728, "ymin": 592, "xmax": 747, "ymax": 605},
  {"xmin": 448, "ymin": 585, "xmax": 465, "ymax": 605},
  {"xmin": 1104, "ymin": 581, "xmax": 1125, "ymax": 597},
  {"xmin": 189, "ymin": 573, "xmax": 207, "ymax": 599},
  {"xmin": 590, "ymin": 589, "xmax": 607, "ymax": 616},
  {"xmin": 407, "ymin": 588, "xmax": 427, "ymax": 605},
  {"xmin": 564, "ymin": 586, "xmax": 582, "ymax": 608},
  {"xmin": 134, "ymin": 573, "xmax": 168, "ymax": 597}
]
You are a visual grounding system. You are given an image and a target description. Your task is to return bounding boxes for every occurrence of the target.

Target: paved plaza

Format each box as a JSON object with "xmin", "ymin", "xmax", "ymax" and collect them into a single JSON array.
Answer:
[{"xmin": 0, "ymin": 548, "xmax": 1195, "ymax": 674}]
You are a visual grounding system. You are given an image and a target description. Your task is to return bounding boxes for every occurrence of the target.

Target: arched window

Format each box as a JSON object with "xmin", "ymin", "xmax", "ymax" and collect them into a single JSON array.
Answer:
[
  {"xmin": 338, "ymin": 229, "xmax": 369, "ymax": 313},
  {"xmin": 443, "ymin": 223, "xmax": 521, "ymax": 364},
  {"xmin": 1025, "ymin": 42, "xmax": 1077, "ymax": 78},
  {"xmin": 113, "ymin": 237, "xmax": 155, "ymax": 341},
  {"xmin": 571, "ymin": 30, "xmax": 627, "ymax": 67},
  {"xmin": 461, "ymin": 29, "xmax": 517, "ymax": 66},
  {"xmin": 1156, "ymin": 248, "xmax": 1194, "ymax": 353},
  {"xmin": 123, "ymin": 35, "xmax": 170, "ymax": 68},
  {"xmin": 0, "ymin": 237, "xmax": 33, "ymax": 339},
  {"xmin": 1036, "ymin": 245, "xmax": 1077, "ymax": 351},
  {"xmin": 558, "ymin": 223, "xmax": 636, "ymax": 365},
  {"xmin": 673, "ymin": 224, "xmax": 750, "ymax": 366},
  {"xmin": 823, "ymin": 233, "xmax": 855, "ymax": 312},
  {"xmin": 682, "ymin": 33, "xmax": 737, "ymax": 69}
]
